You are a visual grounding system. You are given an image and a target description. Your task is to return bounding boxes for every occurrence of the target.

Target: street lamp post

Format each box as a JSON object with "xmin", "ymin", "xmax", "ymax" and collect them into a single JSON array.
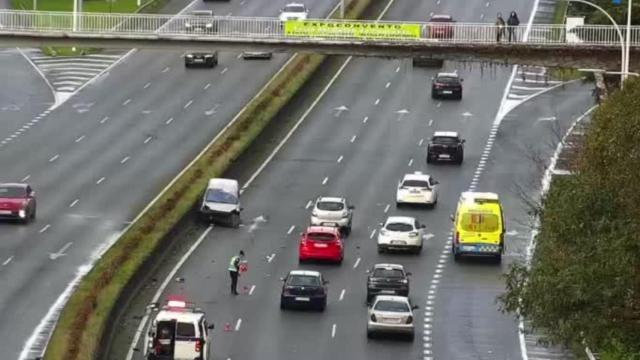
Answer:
[
  {"xmin": 565, "ymin": 0, "xmax": 627, "ymax": 88},
  {"xmin": 623, "ymin": 0, "xmax": 632, "ymax": 84}
]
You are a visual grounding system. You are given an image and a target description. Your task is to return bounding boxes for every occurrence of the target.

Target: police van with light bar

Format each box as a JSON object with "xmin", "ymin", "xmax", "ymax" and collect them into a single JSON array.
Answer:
[{"xmin": 145, "ymin": 296, "xmax": 214, "ymax": 360}]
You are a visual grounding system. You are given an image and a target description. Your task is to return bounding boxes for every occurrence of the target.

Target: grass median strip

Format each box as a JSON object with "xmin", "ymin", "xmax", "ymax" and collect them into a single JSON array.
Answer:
[{"xmin": 44, "ymin": 0, "xmax": 372, "ymax": 359}]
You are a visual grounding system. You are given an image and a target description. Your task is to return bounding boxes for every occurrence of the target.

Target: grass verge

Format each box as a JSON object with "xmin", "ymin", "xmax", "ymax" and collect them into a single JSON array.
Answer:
[
  {"xmin": 548, "ymin": 0, "xmax": 584, "ymax": 81},
  {"xmin": 44, "ymin": 0, "xmax": 371, "ymax": 359}
]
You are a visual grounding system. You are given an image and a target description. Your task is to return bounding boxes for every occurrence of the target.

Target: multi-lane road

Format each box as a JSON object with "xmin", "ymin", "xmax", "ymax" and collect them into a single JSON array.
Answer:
[
  {"xmin": 0, "ymin": 0, "xmax": 594, "ymax": 359},
  {"xmin": 0, "ymin": 0, "xmax": 338, "ymax": 358},
  {"xmin": 105, "ymin": 1, "xmax": 591, "ymax": 360}
]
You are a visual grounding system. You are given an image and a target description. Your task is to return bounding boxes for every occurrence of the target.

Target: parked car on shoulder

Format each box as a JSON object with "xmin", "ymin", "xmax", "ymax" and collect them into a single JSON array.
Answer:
[
  {"xmin": 199, "ymin": 178, "xmax": 241, "ymax": 227},
  {"xmin": 242, "ymin": 51, "xmax": 273, "ymax": 59},
  {"xmin": 280, "ymin": 270, "xmax": 328, "ymax": 311},
  {"xmin": 0, "ymin": 183, "xmax": 36, "ymax": 223},
  {"xmin": 426, "ymin": 131, "xmax": 465, "ymax": 164}
]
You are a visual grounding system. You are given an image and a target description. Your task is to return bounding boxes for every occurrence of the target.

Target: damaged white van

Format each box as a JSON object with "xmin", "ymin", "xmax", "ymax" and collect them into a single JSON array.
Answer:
[{"xmin": 199, "ymin": 178, "xmax": 242, "ymax": 228}]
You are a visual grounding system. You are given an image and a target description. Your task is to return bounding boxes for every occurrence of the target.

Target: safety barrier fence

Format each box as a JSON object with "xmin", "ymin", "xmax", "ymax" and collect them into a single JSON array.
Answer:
[{"xmin": 0, "ymin": 10, "xmax": 639, "ymax": 46}]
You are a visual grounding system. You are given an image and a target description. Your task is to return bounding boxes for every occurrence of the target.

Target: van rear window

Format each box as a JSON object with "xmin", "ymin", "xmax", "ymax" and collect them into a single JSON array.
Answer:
[
  {"xmin": 460, "ymin": 213, "xmax": 500, "ymax": 232},
  {"xmin": 176, "ymin": 322, "xmax": 196, "ymax": 338}
]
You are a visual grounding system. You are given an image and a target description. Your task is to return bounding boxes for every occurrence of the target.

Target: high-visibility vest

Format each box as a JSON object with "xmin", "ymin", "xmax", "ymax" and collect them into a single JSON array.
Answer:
[{"xmin": 228, "ymin": 256, "xmax": 239, "ymax": 272}]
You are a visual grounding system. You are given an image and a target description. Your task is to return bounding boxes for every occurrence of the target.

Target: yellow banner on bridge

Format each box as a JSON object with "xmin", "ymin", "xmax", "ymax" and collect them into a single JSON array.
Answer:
[{"xmin": 284, "ymin": 20, "xmax": 422, "ymax": 39}]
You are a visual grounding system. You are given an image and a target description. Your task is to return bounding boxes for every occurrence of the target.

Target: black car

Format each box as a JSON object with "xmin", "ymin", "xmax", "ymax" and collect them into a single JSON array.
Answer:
[
  {"xmin": 185, "ymin": 51, "xmax": 218, "ymax": 68},
  {"xmin": 366, "ymin": 264, "xmax": 411, "ymax": 303},
  {"xmin": 426, "ymin": 131, "xmax": 465, "ymax": 164},
  {"xmin": 280, "ymin": 270, "xmax": 328, "ymax": 311},
  {"xmin": 431, "ymin": 72, "xmax": 463, "ymax": 100}
]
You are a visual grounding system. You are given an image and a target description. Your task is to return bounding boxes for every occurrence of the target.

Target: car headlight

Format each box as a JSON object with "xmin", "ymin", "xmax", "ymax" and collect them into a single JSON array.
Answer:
[
  {"xmin": 186, "ymin": 54, "xmax": 194, "ymax": 58},
  {"xmin": 18, "ymin": 209, "xmax": 26, "ymax": 218}
]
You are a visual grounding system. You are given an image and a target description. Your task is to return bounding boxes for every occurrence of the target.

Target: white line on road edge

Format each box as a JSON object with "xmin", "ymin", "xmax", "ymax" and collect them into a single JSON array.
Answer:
[
  {"xmin": 353, "ymin": 257, "xmax": 361, "ymax": 269},
  {"xmin": 235, "ymin": 318, "xmax": 242, "ymax": 331},
  {"xmin": 125, "ymin": 1, "xmax": 394, "ymax": 357},
  {"xmin": 331, "ymin": 324, "xmax": 337, "ymax": 338},
  {"xmin": 519, "ymin": 105, "xmax": 597, "ymax": 360},
  {"xmin": 125, "ymin": 226, "xmax": 213, "ymax": 360}
]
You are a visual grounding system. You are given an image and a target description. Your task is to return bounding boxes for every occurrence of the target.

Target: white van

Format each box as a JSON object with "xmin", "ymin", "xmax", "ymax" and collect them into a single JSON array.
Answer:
[
  {"xmin": 145, "ymin": 297, "xmax": 214, "ymax": 360},
  {"xmin": 199, "ymin": 178, "xmax": 242, "ymax": 228}
]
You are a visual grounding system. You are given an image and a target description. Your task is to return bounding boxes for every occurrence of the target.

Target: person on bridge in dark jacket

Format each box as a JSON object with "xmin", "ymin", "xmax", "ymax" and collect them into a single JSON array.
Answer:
[
  {"xmin": 228, "ymin": 250, "xmax": 245, "ymax": 295},
  {"xmin": 495, "ymin": 13, "xmax": 506, "ymax": 42},
  {"xmin": 507, "ymin": 11, "xmax": 520, "ymax": 42}
]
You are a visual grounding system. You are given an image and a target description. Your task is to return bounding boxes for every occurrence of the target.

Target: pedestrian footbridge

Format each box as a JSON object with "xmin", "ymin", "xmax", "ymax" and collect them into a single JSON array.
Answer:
[{"xmin": 0, "ymin": 10, "xmax": 639, "ymax": 70}]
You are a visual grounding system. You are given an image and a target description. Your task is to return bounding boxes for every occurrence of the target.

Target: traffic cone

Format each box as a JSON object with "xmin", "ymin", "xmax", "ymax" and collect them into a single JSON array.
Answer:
[{"xmin": 223, "ymin": 322, "xmax": 232, "ymax": 332}]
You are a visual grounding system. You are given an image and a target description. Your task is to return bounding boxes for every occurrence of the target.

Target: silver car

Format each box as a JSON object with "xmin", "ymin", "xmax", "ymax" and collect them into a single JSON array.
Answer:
[
  {"xmin": 310, "ymin": 196, "xmax": 354, "ymax": 235},
  {"xmin": 367, "ymin": 295, "xmax": 416, "ymax": 340}
]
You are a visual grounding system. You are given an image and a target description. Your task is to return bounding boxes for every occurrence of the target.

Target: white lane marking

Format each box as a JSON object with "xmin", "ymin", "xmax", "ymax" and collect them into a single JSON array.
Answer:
[
  {"xmin": 305, "ymin": 200, "xmax": 313, "ymax": 209},
  {"xmin": 436, "ymin": 102, "xmax": 441, "ymax": 108},
  {"xmin": 39, "ymin": 224, "xmax": 51, "ymax": 233},
  {"xmin": 370, "ymin": 229, "xmax": 376, "ymax": 239},
  {"xmin": 221, "ymin": 67, "xmax": 229, "ymax": 74},
  {"xmin": 418, "ymin": 138, "xmax": 424, "ymax": 146},
  {"xmin": 21, "ymin": 175, "xmax": 31, "ymax": 182},
  {"xmin": 125, "ymin": 226, "xmax": 213, "ymax": 360},
  {"xmin": 249, "ymin": 285, "xmax": 256, "ymax": 295},
  {"xmin": 428, "ymin": 119, "xmax": 433, "ymax": 127},
  {"xmin": 75, "ymin": 135, "xmax": 85, "ymax": 143},
  {"xmin": 144, "ymin": 82, "xmax": 151, "ymax": 89},
  {"xmin": 234, "ymin": 318, "xmax": 242, "ymax": 331},
  {"xmin": 385, "ymin": 82, "xmax": 391, "ymax": 88},
  {"xmin": 395, "ymin": 66, "xmax": 400, "ymax": 72},
  {"xmin": 122, "ymin": 99, "xmax": 131, "ymax": 106},
  {"xmin": 162, "ymin": 67, "xmax": 170, "ymax": 73},
  {"xmin": 2, "ymin": 256, "xmax": 13, "ymax": 266},
  {"xmin": 69, "ymin": 199, "xmax": 79, "ymax": 208},
  {"xmin": 49, "ymin": 154, "xmax": 59, "ymax": 163},
  {"xmin": 322, "ymin": 177, "xmax": 328, "ymax": 185},
  {"xmin": 287, "ymin": 225, "xmax": 295, "ymax": 235},
  {"xmin": 204, "ymin": 83, "xmax": 211, "ymax": 90},
  {"xmin": 374, "ymin": 98, "xmax": 380, "ymax": 105},
  {"xmin": 363, "ymin": 116, "xmax": 369, "ymax": 123},
  {"xmin": 166, "ymin": 117, "xmax": 174, "ymax": 125},
  {"xmin": 339, "ymin": 289, "xmax": 345, "ymax": 301},
  {"xmin": 384, "ymin": 204, "xmax": 390, "ymax": 213},
  {"xmin": 236, "ymin": 53, "xmax": 243, "ymax": 59},
  {"xmin": 50, "ymin": 242, "xmax": 73, "ymax": 260},
  {"xmin": 184, "ymin": 100, "xmax": 193, "ymax": 109},
  {"xmin": 350, "ymin": 135, "xmax": 357, "ymax": 143},
  {"xmin": 100, "ymin": 116, "xmax": 109, "ymax": 124},
  {"xmin": 267, "ymin": 253, "xmax": 276, "ymax": 263},
  {"xmin": 331, "ymin": 324, "xmax": 337, "ymax": 338},
  {"xmin": 144, "ymin": 136, "xmax": 153, "ymax": 144},
  {"xmin": 121, "ymin": 156, "xmax": 130, "ymax": 164},
  {"xmin": 353, "ymin": 257, "xmax": 361, "ymax": 269},
  {"xmin": 408, "ymin": 158, "xmax": 414, "ymax": 167},
  {"xmin": 337, "ymin": 155, "xmax": 343, "ymax": 163},
  {"xmin": 96, "ymin": 177, "xmax": 105, "ymax": 185}
]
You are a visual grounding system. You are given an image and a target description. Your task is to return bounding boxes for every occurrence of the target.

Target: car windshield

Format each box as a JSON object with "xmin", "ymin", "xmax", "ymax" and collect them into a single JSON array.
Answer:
[
  {"xmin": 460, "ymin": 212, "xmax": 500, "ymax": 232},
  {"xmin": 385, "ymin": 222, "xmax": 413, "ymax": 232},
  {"xmin": 436, "ymin": 76, "xmax": 459, "ymax": 84},
  {"xmin": 432, "ymin": 136, "xmax": 458, "ymax": 144},
  {"xmin": 316, "ymin": 201, "xmax": 344, "ymax": 211},
  {"xmin": 402, "ymin": 180, "xmax": 429, "ymax": 188},
  {"xmin": 206, "ymin": 189, "xmax": 237, "ymax": 204},
  {"xmin": 287, "ymin": 275, "xmax": 321, "ymax": 287},
  {"xmin": 374, "ymin": 300, "xmax": 410, "ymax": 312},
  {"xmin": 307, "ymin": 232, "xmax": 336, "ymax": 241},
  {"xmin": 372, "ymin": 268, "xmax": 404, "ymax": 278},
  {"xmin": 284, "ymin": 4, "xmax": 305, "ymax": 12},
  {"xmin": 176, "ymin": 322, "xmax": 196, "ymax": 338},
  {"xmin": 0, "ymin": 186, "xmax": 26, "ymax": 198}
]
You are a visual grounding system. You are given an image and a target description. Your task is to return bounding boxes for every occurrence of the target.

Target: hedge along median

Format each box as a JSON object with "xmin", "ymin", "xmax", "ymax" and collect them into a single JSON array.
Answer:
[{"xmin": 44, "ymin": 0, "xmax": 373, "ymax": 359}]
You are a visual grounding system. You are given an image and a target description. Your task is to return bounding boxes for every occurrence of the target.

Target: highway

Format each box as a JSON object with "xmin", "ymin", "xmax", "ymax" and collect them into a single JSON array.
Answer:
[
  {"xmin": 110, "ymin": 1, "xmax": 599, "ymax": 360},
  {"xmin": 0, "ymin": 0, "xmax": 339, "ymax": 358}
]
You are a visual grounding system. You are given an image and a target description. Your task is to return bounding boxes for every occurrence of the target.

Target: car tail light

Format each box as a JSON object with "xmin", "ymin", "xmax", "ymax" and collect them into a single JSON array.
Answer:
[
  {"xmin": 195, "ymin": 339, "xmax": 202, "ymax": 353},
  {"xmin": 434, "ymin": 83, "xmax": 443, "ymax": 88},
  {"xmin": 370, "ymin": 314, "xmax": 377, "ymax": 322},
  {"xmin": 455, "ymin": 231, "xmax": 460, "ymax": 244},
  {"xmin": 406, "ymin": 315, "xmax": 413, "ymax": 324}
]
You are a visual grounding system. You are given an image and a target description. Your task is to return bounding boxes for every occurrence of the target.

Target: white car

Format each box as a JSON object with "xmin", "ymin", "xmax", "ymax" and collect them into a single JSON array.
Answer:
[
  {"xmin": 200, "ymin": 178, "xmax": 242, "ymax": 228},
  {"xmin": 396, "ymin": 171, "xmax": 439, "ymax": 207},
  {"xmin": 145, "ymin": 297, "xmax": 214, "ymax": 360},
  {"xmin": 367, "ymin": 295, "xmax": 416, "ymax": 341},
  {"xmin": 279, "ymin": 2, "xmax": 308, "ymax": 21},
  {"xmin": 377, "ymin": 216, "xmax": 426, "ymax": 254},
  {"xmin": 310, "ymin": 196, "xmax": 354, "ymax": 235}
]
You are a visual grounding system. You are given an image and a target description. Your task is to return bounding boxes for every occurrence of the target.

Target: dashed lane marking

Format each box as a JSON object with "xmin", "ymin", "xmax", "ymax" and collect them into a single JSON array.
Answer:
[
  {"xmin": 144, "ymin": 136, "xmax": 153, "ymax": 144},
  {"xmin": 339, "ymin": 289, "xmax": 345, "ymax": 301},
  {"xmin": 144, "ymin": 82, "xmax": 151, "ymax": 89},
  {"xmin": 249, "ymin": 285, "xmax": 256, "ymax": 295},
  {"xmin": 234, "ymin": 318, "xmax": 242, "ymax": 331},
  {"xmin": 2, "ymin": 256, "xmax": 13, "ymax": 266},
  {"xmin": 75, "ymin": 135, "xmax": 85, "ymax": 143},
  {"xmin": 122, "ymin": 99, "xmax": 131, "ymax": 106},
  {"xmin": 322, "ymin": 177, "xmax": 328, "ymax": 185},
  {"xmin": 287, "ymin": 225, "xmax": 295, "ymax": 235},
  {"xmin": 363, "ymin": 116, "xmax": 369, "ymax": 123},
  {"xmin": 100, "ymin": 116, "xmax": 109, "ymax": 124},
  {"xmin": 374, "ymin": 98, "xmax": 380, "ymax": 105},
  {"xmin": 96, "ymin": 177, "xmax": 105, "ymax": 185},
  {"xmin": 353, "ymin": 257, "xmax": 361, "ymax": 269},
  {"xmin": 69, "ymin": 199, "xmax": 79, "ymax": 208},
  {"xmin": 337, "ymin": 155, "xmax": 343, "ymax": 163},
  {"xmin": 39, "ymin": 224, "xmax": 51, "ymax": 233},
  {"xmin": 331, "ymin": 324, "xmax": 337, "ymax": 338},
  {"xmin": 121, "ymin": 156, "xmax": 130, "ymax": 164}
]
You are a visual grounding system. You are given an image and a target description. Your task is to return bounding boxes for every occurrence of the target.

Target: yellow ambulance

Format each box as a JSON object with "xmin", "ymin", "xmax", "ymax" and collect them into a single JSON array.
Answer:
[{"xmin": 451, "ymin": 192, "xmax": 505, "ymax": 263}]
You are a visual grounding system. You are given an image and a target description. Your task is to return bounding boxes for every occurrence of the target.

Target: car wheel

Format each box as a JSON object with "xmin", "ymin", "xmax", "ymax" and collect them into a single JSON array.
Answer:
[
  {"xmin": 184, "ymin": 62, "xmax": 191, "ymax": 68},
  {"xmin": 377, "ymin": 245, "xmax": 385, "ymax": 254},
  {"xmin": 280, "ymin": 300, "xmax": 286, "ymax": 310},
  {"xmin": 454, "ymin": 251, "xmax": 461, "ymax": 262},
  {"xmin": 456, "ymin": 92, "xmax": 463, "ymax": 100},
  {"xmin": 414, "ymin": 245, "xmax": 422, "ymax": 255},
  {"xmin": 395, "ymin": 202, "xmax": 402, "ymax": 208},
  {"xmin": 318, "ymin": 300, "xmax": 326, "ymax": 312},
  {"xmin": 30, "ymin": 207, "xmax": 36, "ymax": 220},
  {"xmin": 229, "ymin": 213, "xmax": 240, "ymax": 228},
  {"xmin": 367, "ymin": 329, "xmax": 374, "ymax": 339},
  {"xmin": 431, "ymin": 92, "xmax": 437, "ymax": 99},
  {"xmin": 343, "ymin": 226, "xmax": 351, "ymax": 237},
  {"xmin": 407, "ymin": 332, "xmax": 415, "ymax": 342}
]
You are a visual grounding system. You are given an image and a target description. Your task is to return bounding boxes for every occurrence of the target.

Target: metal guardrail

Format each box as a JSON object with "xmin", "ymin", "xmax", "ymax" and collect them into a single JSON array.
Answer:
[{"xmin": 0, "ymin": 9, "xmax": 639, "ymax": 46}]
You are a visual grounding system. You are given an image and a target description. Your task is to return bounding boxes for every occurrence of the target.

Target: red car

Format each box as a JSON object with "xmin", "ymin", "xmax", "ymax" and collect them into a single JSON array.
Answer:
[
  {"xmin": 428, "ymin": 14, "xmax": 455, "ymax": 39},
  {"xmin": 299, "ymin": 226, "xmax": 344, "ymax": 264},
  {"xmin": 0, "ymin": 183, "xmax": 36, "ymax": 223}
]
